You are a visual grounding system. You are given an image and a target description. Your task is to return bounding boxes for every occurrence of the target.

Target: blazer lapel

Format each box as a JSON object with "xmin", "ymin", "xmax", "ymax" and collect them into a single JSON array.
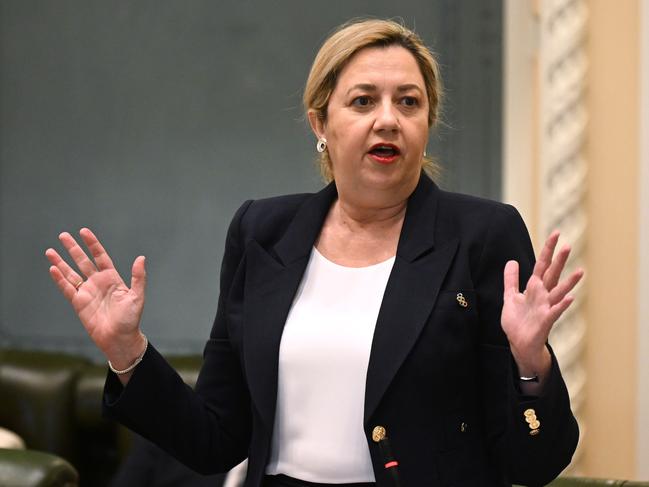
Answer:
[
  {"xmin": 364, "ymin": 176, "xmax": 459, "ymax": 424},
  {"xmin": 243, "ymin": 183, "xmax": 337, "ymax": 430}
]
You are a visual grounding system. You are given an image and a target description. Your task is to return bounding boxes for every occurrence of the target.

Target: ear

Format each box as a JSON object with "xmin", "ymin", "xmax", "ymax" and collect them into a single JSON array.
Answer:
[{"xmin": 307, "ymin": 110, "xmax": 326, "ymax": 140}]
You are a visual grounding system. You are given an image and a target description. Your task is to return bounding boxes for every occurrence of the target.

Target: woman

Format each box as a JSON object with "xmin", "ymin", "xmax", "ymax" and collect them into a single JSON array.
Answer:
[{"xmin": 45, "ymin": 19, "xmax": 582, "ymax": 487}]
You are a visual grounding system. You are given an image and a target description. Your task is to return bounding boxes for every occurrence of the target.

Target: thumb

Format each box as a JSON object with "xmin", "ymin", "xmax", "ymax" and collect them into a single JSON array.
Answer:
[
  {"xmin": 130, "ymin": 256, "xmax": 147, "ymax": 297},
  {"xmin": 503, "ymin": 260, "xmax": 519, "ymax": 301}
]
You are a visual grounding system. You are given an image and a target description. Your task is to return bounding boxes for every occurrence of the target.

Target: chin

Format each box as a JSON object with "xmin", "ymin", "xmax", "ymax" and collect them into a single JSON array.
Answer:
[
  {"xmin": 355, "ymin": 173, "xmax": 418, "ymax": 199},
  {"xmin": 369, "ymin": 166, "xmax": 419, "ymax": 187}
]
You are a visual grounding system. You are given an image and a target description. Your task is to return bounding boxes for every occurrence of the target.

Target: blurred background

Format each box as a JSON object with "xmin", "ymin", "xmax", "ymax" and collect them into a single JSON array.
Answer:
[{"xmin": 0, "ymin": 0, "xmax": 647, "ymax": 483}]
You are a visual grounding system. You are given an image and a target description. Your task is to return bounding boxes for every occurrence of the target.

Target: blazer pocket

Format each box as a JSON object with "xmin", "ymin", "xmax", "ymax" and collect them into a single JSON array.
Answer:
[{"xmin": 429, "ymin": 290, "xmax": 479, "ymax": 345}]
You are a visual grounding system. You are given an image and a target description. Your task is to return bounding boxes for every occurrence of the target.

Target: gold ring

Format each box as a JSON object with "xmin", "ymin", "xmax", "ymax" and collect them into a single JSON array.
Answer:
[{"xmin": 74, "ymin": 280, "xmax": 84, "ymax": 290}]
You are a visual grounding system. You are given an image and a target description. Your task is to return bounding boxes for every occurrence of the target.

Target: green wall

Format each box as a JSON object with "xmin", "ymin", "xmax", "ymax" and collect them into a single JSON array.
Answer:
[{"xmin": 0, "ymin": 0, "xmax": 502, "ymax": 358}]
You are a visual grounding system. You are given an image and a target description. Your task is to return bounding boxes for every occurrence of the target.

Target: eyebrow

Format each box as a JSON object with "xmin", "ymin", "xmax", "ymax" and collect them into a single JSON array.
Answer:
[{"xmin": 346, "ymin": 83, "xmax": 424, "ymax": 95}]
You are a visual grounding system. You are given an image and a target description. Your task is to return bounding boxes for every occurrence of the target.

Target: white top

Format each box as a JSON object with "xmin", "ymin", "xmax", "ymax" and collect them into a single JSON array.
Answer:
[{"xmin": 265, "ymin": 247, "xmax": 395, "ymax": 483}]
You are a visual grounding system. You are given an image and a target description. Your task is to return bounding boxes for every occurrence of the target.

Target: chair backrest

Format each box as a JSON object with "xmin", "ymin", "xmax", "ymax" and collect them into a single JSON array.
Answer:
[
  {"xmin": 1, "ymin": 348, "xmax": 205, "ymax": 486},
  {"xmin": 0, "ymin": 448, "xmax": 79, "ymax": 487},
  {"xmin": 547, "ymin": 478, "xmax": 649, "ymax": 486},
  {"xmin": 0, "ymin": 349, "xmax": 90, "ymax": 460}
]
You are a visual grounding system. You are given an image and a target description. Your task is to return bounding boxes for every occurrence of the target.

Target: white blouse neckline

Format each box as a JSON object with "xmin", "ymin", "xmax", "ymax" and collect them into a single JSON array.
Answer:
[{"xmin": 312, "ymin": 246, "xmax": 396, "ymax": 270}]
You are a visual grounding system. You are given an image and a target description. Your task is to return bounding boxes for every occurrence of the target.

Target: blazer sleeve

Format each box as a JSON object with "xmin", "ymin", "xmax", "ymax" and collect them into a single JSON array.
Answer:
[
  {"xmin": 474, "ymin": 204, "xmax": 579, "ymax": 486},
  {"xmin": 102, "ymin": 199, "xmax": 254, "ymax": 475}
]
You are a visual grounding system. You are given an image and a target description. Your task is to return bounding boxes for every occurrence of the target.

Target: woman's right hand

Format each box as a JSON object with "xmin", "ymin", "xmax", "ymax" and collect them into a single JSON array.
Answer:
[{"xmin": 45, "ymin": 228, "xmax": 147, "ymax": 373}]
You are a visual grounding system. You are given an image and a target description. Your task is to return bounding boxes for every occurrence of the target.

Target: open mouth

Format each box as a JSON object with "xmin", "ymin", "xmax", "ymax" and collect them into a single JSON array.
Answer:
[{"xmin": 368, "ymin": 144, "xmax": 401, "ymax": 164}]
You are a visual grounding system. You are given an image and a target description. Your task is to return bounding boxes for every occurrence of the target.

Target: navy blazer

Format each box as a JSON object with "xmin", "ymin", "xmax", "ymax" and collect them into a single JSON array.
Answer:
[{"xmin": 104, "ymin": 174, "xmax": 578, "ymax": 487}]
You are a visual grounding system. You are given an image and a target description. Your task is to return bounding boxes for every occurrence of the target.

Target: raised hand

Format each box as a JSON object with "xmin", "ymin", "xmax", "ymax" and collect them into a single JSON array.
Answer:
[
  {"xmin": 45, "ymin": 228, "xmax": 147, "ymax": 372},
  {"xmin": 501, "ymin": 231, "xmax": 584, "ymax": 384}
]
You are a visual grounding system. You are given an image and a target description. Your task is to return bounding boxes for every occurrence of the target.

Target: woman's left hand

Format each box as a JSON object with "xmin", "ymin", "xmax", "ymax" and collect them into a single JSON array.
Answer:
[{"xmin": 501, "ymin": 231, "xmax": 584, "ymax": 384}]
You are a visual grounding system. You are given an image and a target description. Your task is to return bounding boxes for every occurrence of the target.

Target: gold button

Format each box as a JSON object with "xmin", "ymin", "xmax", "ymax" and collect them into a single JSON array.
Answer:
[
  {"xmin": 529, "ymin": 429, "xmax": 540, "ymax": 436},
  {"xmin": 460, "ymin": 422, "xmax": 468, "ymax": 433},
  {"xmin": 456, "ymin": 293, "xmax": 468, "ymax": 308},
  {"xmin": 528, "ymin": 420, "xmax": 541, "ymax": 430},
  {"xmin": 525, "ymin": 415, "xmax": 537, "ymax": 424},
  {"xmin": 372, "ymin": 426, "xmax": 386, "ymax": 443},
  {"xmin": 524, "ymin": 408, "xmax": 536, "ymax": 418}
]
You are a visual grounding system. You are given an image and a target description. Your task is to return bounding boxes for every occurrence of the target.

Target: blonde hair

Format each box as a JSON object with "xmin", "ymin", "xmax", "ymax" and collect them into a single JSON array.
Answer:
[{"xmin": 304, "ymin": 18, "xmax": 443, "ymax": 182}]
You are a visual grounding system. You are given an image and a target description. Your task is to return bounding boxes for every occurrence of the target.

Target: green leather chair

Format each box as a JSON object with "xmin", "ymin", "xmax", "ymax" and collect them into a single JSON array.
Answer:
[
  {"xmin": 0, "ymin": 449, "xmax": 78, "ymax": 487},
  {"xmin": 515, "ymin": 478, "xmax": 649, "ymax": 486},
  {"xmin": 548, "ymin": 478, "xmax": 625, "ymax": 486},
  {"xmin": 0, "ymin": 348, "xmax": 203, "ymax": 487}
]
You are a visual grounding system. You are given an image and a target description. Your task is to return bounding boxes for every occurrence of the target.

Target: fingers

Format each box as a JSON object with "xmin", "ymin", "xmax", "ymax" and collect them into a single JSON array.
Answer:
[
  {"xmin": 79, "ymin": 228, "xmax": 115, "ymax": 271},
  {"xmin": 548, "ymin": 295, "xmax": 575, "ymax": 325},
  {"xmin": 533, "ymin": 231, "xmax": 577, "ymax": 294},
  {"xmin": 45, "ymin": 247, "xmax": 85, "ymax": 291},
  {"xmin": 47, "ymin": 229, "xmax": 140, "ymax": 298},
  {"xmin": 130, "ymin": 256, "xmax": 147, "ymax": 297},
  {"xmin": 59, "ymin": 232, "xmax": 97, "ymax": 278},
  {"xmin": 549, "ymin": 268, "xmax": 584, "ymax": 305},
  {"xmin": 48, "ymin": 227, "xmax": 115, "ymax": 282},
  {"xmin": 543, "ymin": 244, "xmax": 571, "ymax": 290},
  {"xmin": 48, "ymin": 264, "xmax": 78, "ymax": 302},
  {"xmin": 532, "ymin": 230, "xmax": 560, "ymax": 280},
  {"xmin": 503, "ymin": 260, "xmax": 520, "ymax": 300}
]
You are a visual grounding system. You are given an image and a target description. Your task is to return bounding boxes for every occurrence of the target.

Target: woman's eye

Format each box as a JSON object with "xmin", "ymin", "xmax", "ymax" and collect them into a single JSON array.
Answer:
[
  {"xmin": 351, "ymin": 96, "xmax": 372, "ymax": 107},
  {"xmin": 401, "ymin": 96, "xmax": 418, "ymax": 107}
]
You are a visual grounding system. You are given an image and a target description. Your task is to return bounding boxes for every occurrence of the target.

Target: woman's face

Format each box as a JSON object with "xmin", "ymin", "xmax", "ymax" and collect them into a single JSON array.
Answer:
[{"xmin": 310, "ymin": 45, "xmax": 429, "ymax": 207}]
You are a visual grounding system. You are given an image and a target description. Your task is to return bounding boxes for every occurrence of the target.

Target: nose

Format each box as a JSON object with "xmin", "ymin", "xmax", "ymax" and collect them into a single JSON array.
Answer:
[{"xmin": 373, "ymin": 99, "xmax": 400, "ymax": 133}]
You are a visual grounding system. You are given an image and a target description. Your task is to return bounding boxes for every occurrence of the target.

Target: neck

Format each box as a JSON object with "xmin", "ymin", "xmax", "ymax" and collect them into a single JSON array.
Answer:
[{"xmin": 334, "ymin": 197, "xmax": 407, "ymax": 232}]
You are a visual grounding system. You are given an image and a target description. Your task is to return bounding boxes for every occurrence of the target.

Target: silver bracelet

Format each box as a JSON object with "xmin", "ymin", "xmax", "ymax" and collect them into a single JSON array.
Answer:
[
  {"xmin": 519, "ymin": 374, "xmax": 539, "ymax": 383},
  {"xmin": 108, "ymin": 334, "xmax": 148, "ymax": 375}
]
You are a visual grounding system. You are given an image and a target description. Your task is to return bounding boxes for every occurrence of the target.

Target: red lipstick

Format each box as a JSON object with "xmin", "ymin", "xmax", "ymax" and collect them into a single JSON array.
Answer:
[{"xmin": 368, "ymin": 143, "xmax": 401, "ymax": 165}]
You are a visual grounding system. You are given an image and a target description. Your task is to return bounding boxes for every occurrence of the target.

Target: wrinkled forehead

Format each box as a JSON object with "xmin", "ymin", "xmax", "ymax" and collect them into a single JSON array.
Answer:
[{"xmin": 333, "ymin": 45, "xmax": 426, "ymax": 95}]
